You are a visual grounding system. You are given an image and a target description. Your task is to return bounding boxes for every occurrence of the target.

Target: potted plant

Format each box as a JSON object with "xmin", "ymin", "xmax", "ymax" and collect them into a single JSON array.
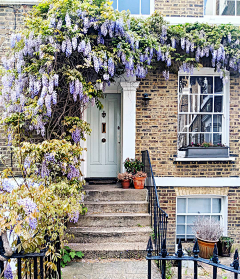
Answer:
[
  {"xmin": 218, "ymin": 236, "xmax": 234, "ymax": 257},
  {"xmin": 124, "ymin": 158, "xmax": 144, "ymax": 174},
  {"xmin": 117, "ymin": 172, "xmax": 132, "ymax": 189},
  {"xmin": 185, "ymin": 142, "xmax": 229, "ymax": 158},
  {"xmin": 192, "ymin": 217, "xmax": 223, "ymax": 259},
  {"xmin": 132, "ymin": 171, "xmax": 147, "ymax": 189}
]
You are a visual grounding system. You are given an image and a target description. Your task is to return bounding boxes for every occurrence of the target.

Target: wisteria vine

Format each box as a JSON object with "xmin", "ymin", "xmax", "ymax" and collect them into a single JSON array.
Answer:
[{"xmin": 1, "ymin": 0, "xmax": 240, "ymax": 144}]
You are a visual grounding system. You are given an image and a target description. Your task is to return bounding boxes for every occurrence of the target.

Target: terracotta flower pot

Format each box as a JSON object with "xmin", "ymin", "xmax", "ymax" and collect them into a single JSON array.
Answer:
[
  {"xmin": 121, "ymin": 179, "xmax": 131, "ymax": 189},
  {"xmin": 133, "ymin": 177, "xmax": 146, "ymax": 189},
  {"xmin": 198, "ymin": 238, "xmax": 217, "ymax": 259}
]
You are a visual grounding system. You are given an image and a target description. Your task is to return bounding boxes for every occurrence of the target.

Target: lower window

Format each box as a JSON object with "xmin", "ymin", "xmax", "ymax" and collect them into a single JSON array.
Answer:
[{"xmin": 176, "ymin": 196, "xmax": 226, "ymax": 241}]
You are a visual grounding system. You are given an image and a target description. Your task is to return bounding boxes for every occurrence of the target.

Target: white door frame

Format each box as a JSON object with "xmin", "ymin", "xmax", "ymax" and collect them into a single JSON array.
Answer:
[{"xmin": 81, "ymin": 76, "xmax": 140, "ymax": 178}]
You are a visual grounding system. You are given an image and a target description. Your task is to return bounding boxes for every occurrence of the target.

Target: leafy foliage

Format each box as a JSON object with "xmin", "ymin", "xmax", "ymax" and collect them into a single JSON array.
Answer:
[
  {"xmin": 124, "ymin": 158, "xmax": 144, "ymax": 174},
  {"xmin": 60, "ymin": 246, "xmax": 84, "ymax": 268}
]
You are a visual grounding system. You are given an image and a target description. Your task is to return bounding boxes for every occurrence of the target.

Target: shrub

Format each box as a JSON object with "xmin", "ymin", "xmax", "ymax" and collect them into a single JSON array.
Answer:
[
  {"xmin": 133, "ymin": 171, "xmax": 147, "ymax": 178},
  {"xmin": 117, "ymin": 172, "xmax": 132, "ymax": 181},
  {"xmin": 123, "ymin": 158, "xmax": 144, "ymax": 174},
  {"xmin": 192, "ymin": 216, "xmax": 223, "ymax": 242}
]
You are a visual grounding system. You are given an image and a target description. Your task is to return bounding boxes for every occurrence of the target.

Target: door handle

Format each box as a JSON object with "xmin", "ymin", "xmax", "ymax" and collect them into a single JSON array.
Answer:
[{"xmin": 102, "ymin": 138, "xmax": 106, "ymax": 143}]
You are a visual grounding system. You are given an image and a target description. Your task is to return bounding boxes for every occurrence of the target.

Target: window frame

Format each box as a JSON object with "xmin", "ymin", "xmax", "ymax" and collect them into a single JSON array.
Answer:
[
  {"xmin": 176, "ymin": 195, "xmax": 228, "ymax": 242},
  {"xmin": 112, "ymin": 0, "xmax": 154, "ymax": 16},
  {"xmin": 177, "ymin": 68, "xmax": 230, "ymax": 157}
]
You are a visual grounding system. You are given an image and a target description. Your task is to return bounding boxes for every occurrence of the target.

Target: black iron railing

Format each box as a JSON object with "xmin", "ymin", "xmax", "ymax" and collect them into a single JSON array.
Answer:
[
  {"xmin": 147, "ymin": 237, "xmax": 240, "ymax": 279},
  {"xmin": 0, "ymin": 235, "xmax": 61, "ymax": 279},
  {"xmin": 142, "ymin": 150, "xmax": 168, "ymax": 264}
]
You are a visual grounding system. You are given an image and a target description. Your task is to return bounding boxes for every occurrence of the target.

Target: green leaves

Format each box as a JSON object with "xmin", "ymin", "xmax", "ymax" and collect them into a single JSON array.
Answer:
[{"xmin": 60, "ymin": 246, "xmax": 84, "ymax": 268}]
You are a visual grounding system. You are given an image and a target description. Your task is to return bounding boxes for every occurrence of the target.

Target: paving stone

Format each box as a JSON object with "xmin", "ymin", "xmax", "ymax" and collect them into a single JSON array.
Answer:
[{"xmin": 62, "ymin": 259, "xmax": 161, "ymax": 279}]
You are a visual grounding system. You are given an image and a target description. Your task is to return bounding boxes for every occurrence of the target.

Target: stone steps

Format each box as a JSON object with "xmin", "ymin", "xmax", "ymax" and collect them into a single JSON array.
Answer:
[
  {"xmin": 84, "ymin": 187, "xmax": 147, "ymax": 202},
  {"xmin": 68, "ymin": 226, "xmax": 152, "ymax": 243},
  {"xmin": 85, "ymin": 201, "xmax": 149, "ymax": 214},
  {"xmin": 69, "ymin": 213, "xmax": 151, "ymax": 227},
  {"xmin": 68, "ymin": 183, "xmax": 151, "ymax": 259},
  {"xmin": 68, "ymin": 242, "xmax": 149, "ymax": 259}
]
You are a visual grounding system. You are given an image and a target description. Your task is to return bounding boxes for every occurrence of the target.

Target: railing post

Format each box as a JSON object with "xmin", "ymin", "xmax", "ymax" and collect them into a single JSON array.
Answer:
[
  {"xmin": 147, "ymin": 237, "xmax": 153, "ymax": 279},
  {"xmin": 0, "ymin": 236, "xmax": 4, "ymax": 273},
  {"xmin": 160, "ymin": 239, "xmax": 168, "ymax": 279},
  {"xmin": 34, "ymin": 257, "xmax": 38, "ymax": 279},
  {"xmin": 40, "ymin": 256, "xmax": 44, "ymax": 279},
  {"xmin": 231, "ymin": 249, "xmax": 239, "ymax": 279},
  {"xmin": 211, "ymin": 244, "xmax": 219, "ymax": 279},
  {"xmin": 176, "ymin": 239, "xmax": 183, "ymax": 279},
  {"xmin": 193, "ymin": 239, "xmax": 200, "ymax": 279},
  {"xmin": 18, "ymin": 258, "xmax": 22, "ymax": 279}
]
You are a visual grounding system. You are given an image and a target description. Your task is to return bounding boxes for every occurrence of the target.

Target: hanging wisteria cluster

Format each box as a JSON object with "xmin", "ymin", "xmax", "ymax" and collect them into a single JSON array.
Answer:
[{"xmin": 1, "ymin": 0, "xmax": 240, "ymax": 142}]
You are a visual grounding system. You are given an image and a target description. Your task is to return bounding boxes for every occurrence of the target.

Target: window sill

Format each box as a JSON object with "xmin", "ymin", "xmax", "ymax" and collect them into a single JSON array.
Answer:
[{"xmin": 174, "ymin": 157, "xmax": 236, "ymax": 162}]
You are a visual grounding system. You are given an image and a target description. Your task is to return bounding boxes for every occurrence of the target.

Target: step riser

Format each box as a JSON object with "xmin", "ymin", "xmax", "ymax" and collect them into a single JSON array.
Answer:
[
  {"xmin": 86, "ymin": 203, "xmax": 148, "ymax": 214},
  {"xmin": 68, "ymin": 245, "xmax": 147, "ymax": 259},
  {"xmin": 68, "ymin": 232, "xmax": 151, "ymax": 243},
  {"xmin": 85, "ymin": 189, "xmax": 148, "ymax": 202},
  {"xmin": 69, "ymin": 216, "xmax": 151, "ymax": 227}
]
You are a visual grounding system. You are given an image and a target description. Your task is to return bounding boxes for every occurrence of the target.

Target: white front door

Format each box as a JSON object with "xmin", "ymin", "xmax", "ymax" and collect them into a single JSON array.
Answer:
[{"xmin": 87, "ymin": 93, "xmax": 121, "ymax": 178}]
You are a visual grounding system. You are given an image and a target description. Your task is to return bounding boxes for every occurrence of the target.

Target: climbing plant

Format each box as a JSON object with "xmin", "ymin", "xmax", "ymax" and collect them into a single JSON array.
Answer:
[{"xmin": 1, "ymin": 0, "xmax": 240, "ymax": 276}]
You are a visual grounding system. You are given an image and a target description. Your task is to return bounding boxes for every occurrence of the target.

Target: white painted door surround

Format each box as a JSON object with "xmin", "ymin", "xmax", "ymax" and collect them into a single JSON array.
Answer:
[{"xmin": 82, "ymin": 76, "xmax": 140, "ymax": 178}]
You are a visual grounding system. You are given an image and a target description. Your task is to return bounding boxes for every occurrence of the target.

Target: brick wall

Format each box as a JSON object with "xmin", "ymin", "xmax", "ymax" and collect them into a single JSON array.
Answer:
[
  {"xmin": 136, "ymin": 70, "xmax": 240, "ymax": 178},
  {"xmin": 155, "ymin": 0, "xmax": 204, "ymax": 17},
  {"xmin": 158, "ymin": 186, "xmax": 240, "ymax": 253},
  {"xmin": 0, "ymin": 5, "xmax": 32, "ymax": 172},
  {"xmin": 228, "ymin": 187, "xmax": 240, "ymax": 242}
]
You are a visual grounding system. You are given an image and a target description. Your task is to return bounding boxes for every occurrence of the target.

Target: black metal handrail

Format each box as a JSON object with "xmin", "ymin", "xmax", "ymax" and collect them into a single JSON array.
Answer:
[
  {"xmin": 0, "ymin": 235, "xmax": 61, "ymax": 279},
  {"xmin": 142, "ymin": 150, "xmax": 168, "ymax": 264},
  {"xmin": 147, "ymin": 237, "xmax": 240, "ymax": 279}
]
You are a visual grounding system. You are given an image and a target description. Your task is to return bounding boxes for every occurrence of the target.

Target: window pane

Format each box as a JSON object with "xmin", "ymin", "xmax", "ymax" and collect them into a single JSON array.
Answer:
[
  {"xmin": 187, "ymin": 225, "xmax": 193, "ymax": 234},
  {"xmin": 212, "ymin": 198, "xmax": 221, "ymax": 213},
  {"xmin": 141, "ymin": 0, "xmax": 150, "ymax": 14},
  {"xmin": 112, "ymin": 0, "xmax": 117, "ymax": 10},
  {"xmin": 179, "ymin": 95, "xmax": 189, "ymax": 113},
  {"xmin": 178, "ymin": 133, "xmax": 188, "ymax": 148},
  {"xmin": 187, "ymin": 215, "xmax": 198, "ymax": 224},
  {"xmin": 215, "ymin": 77, "xmax": 223, "ymax": 94},
  {"xmin": 214, "ymin": 96, "xmax": 223, "ymax": 112},
  {"xmin": 189, "ymin": 133, "xmax": 212, "ymax": 145},
  {"xmin": 177, "ymin": 225, "xmax": 185, "ymax": 234},
  {"xmin": 212, "ymin": 215, "xmax": 221, "ymax": 221},
  {"xmin": 237, "ymin": 0, "xmax": 240, "ymax": 15},
  {"xmin": 221, "ymin": 0, "xmax": 235, "ymax": 15},
  {"xmin": 177, "ymin": 216, "xmax": 185, "ymax": 223},
  {"xmin": 200, "ymin": 95, "xmax": 213, "ymax": 112},
  {"xmin": 190, "ymin": 77, "xmax": 213, "ymax": 94},
  {"xmin": 177, "ymin": 198, "xmax": 186, "ymax": 213},
  {"xmin": 213, "ymin": 133, "xmax": 222, "ymax": 144},
  {"xmin": 188, "ymin": 114, "xmax": 212, "ymax": 133},
  {"xmin": 188, "ymin": 198, "xmax": 211, "ymax": 213},
  {"xmin": 119, "ymin": 0, "xmax": 140, "ymax": 14},
  {"xmin": 179, "ymin": 76, "xmax": 190, "ymax": 93},
  {"xmin": 201, "ymin": 114, "xmax": 212, "ymax": 132},
  {"xmin": 213, "ymin": 115, "xmax": 222, "ymax": 132}
]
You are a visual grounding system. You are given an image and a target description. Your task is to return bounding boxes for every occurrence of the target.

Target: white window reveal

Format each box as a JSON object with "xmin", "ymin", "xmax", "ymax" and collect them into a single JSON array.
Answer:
[
  {"xmin": 111, "ymin": 0, "xmax": 154, "ymax": 15},
  {"xmin": 178, "ymin": 69, "xmax": 230, "ymax": 154},
  {"xmin": 176, "ymin": 196, "xmax": 227, "ymax": 241}
]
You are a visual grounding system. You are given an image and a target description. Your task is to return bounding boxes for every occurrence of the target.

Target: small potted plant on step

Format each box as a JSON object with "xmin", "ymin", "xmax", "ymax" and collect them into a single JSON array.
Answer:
[
  {"xmin": 133, "ymin": 171, "xmax": 147, "ymax": 189},
  {"xmin": 218, "ymin": 236, "xmax": 234, "ymax": 257},
  {"xmin": 124, "ymin": 158, "xmax": 144, "ymax": 174},
  {"xmin": 117, "ymin": 172, "xmax": 132, "ymax": 189},
  {"xmin": 192, "ymin": 216, "xmax": 223, "ymax": 259}
]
